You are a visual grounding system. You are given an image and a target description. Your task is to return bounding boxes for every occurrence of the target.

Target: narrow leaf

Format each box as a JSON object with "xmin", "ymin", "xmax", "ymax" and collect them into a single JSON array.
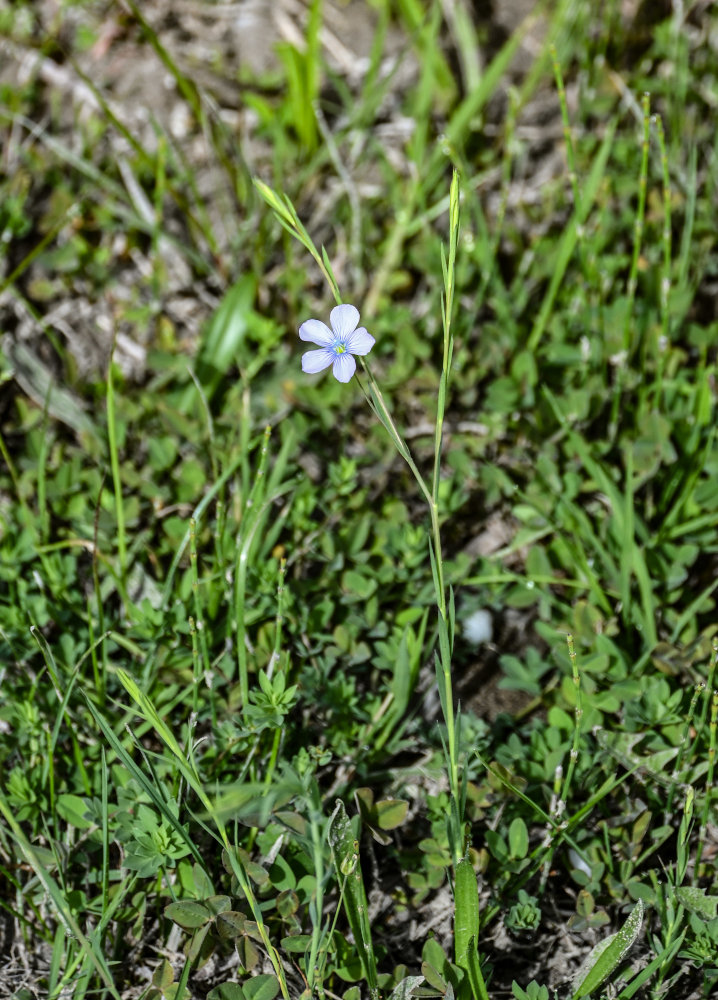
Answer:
[
  {"xmin": 572, "ymin": 900, "xmax": 644, "ymax": 999},
  {"xmin": 675, "ymin": 886, "xmax": 718, "ymax": 919},
  {"xmin": 454, "ymin": 857, "xmax": 479, "ymax": 970},
  {"xmin": 328, "ymin": 800, "xmax": 378, "ymax": 990}
]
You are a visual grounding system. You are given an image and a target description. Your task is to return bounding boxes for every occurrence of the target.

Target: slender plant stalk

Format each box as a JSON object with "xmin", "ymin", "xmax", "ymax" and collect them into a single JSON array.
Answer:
[
  {"xmin": 431, "ymin": 171, "xmax": 462, "ymax": 851},
  {"xmin": 254, "ymin": 179, "xmax": 341, "ymax": 303},
  {"xmin": 624, "ymin": 92, "xmax": 651, "ymax": 355},
  {"xmin": 258, "ymin": 168, "xmax": 487, "ymax": 995},
  {"xmin": 354, "ymin": 176, "xmax": 463, "ymax": 858},
  {"xmin": 235, "ymin": 425, "xmax": 272, "ymax": 709},
  {"xmin": 190, "ymin": 519, "xmax": 212, "ymax": 684},
  {"xmin": 90, "ymin": 475, "xmax": 108, "ymax": 706},
  {"xmin": 267, "ymin": 556, "xmax": 287, "ymax": 681},
  {"xmin": 540, "ymin": 762, "xmax": 564, "ymax": 892},
  {"xmin": 653, "ymin": 110, "xmax": 672, "ymax": 407},
  {"xmin": 106, "ymin": 344, "xmax": 127, "ymax": 598},
  {"xmin": 667, "ymin": 681, "xmax": 703, "ymax": 824},
  {"xmin": 358, "ymin": 363, "xmax": 432, "ymax": 506},
  {"xmin": 188, "ymin": 616, "xmax": 201, "ymax": 717},
  {"xmin": 695, "ymin": 687, "xmax": 718, "ymax": 879},
  {"xmin": 306, "ymin": 783, "xmax": 328, "ymax": 995},
  {"xmin": 100, "ymin": 748, "xmax": 110, "ymax": 947},
  {"xmin": 561, "ymin": 634, "xmax": 583, "ymax": 801},
  {"xmin": 256, "ymin": 561, "xmax": 289, "ymax": 795}
]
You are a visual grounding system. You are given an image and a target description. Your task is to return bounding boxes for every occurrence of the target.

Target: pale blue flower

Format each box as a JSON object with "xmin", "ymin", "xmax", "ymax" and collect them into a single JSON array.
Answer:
[{"xmin": 299, "ymin": 304, "xmax": 375, "ymax": 383}]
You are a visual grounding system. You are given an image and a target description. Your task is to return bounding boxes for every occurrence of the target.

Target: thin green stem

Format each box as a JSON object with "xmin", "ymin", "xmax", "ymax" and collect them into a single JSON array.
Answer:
[
  {"xmin": 236, "ymin": 425, "xmax": 272, "ymax": 709},
  {"xmin": 267, "ymin": 556, "xmax": 287, "ymax": 681},
  {"xmin": 357, "ymin": 362, "xmax": 457, "ymax": 815},
  {"xmin": 106, "ymin": 348, "xmax": 128, "ymax": 602},
  {"xmin": 695, "ymin": 687, "xmax": 717, "ymax": 879},
  {"xmin": 624, "ymin": 92, "xmax": 651, "ymax": 355},
  {"xmin": 432, "ymin": 170, "xmax": 460, "ymax": 513},
  {"xmin": 190, "ymin": 518, "xmax": 211, "ymax": 687},
  {"xmin": 189, "ymin": 616, "xmax": 201, "ymax": 717},
  {"xmin": 667, "ymin": 681, "xmax": 703, "ymax": 826},
  {"xmin": 359, "ymin": 174, "xmax": 464, "ymax": 861},
  {"xmin": 263, "ymin": 727, "xmax": 282, "ymax": 793},
  {"xmin": 540, "ymin": 762, "xmax": 565, "ymax": 892},
  {"xmin": 357, "ymin": 363, "xmax": 432, "ymax": 508},
  {"xmin": 653, "ymin": 110, "xmax": 672, "ymax": 410},
  {"xmin": 306, "ymin": 785, "xmax": 327, "ymax": 994},
  {"xmin": 561, "ymin": 634, "xmax": 583, "ymax": 802}
]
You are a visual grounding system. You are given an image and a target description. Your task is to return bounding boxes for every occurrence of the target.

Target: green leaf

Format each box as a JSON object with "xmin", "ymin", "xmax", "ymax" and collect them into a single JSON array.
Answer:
[
  {"xmin": 195, "ymin": 275, "xmax": 255, "ymax": 394},
  {"xmin": 276, "ymin": 889, "xmax": 299, "ymax": 918},
  {"xmin": 205, "ymin": 895, "xmax": 232, "ymax": 916},
  {"xmin": 152, "ymin": 958, "xmax": 175, "ymax": 990},
  {"xmin": 485, "ymin": 830, "xmax": 509, "ymax": 864},
  {"xmin": 56, "ymin": 794, "xmax": 93, "ymax": 830},
  {"xmin": 208, "ymin": 986, "xmax": 246, "ymax": 1000},
  {"xmin": 391, "ymin": 626, "xmax": 415, "ymax": 717},
  {"xmin": 216, "ymin": 911, "xmax": 247, "ymax": 940},
  {"xmin": 422, "ymin": 937, "xmax": 449, "ymax": 972},
  {"xmin": 253, "ymin": 179, "xmax": 294, "ymax": 225},
  {"xmin": 466, "ymin": 939, "xmax": 488, "ymax": 1000},
  {"xmin": 508, "ymin": 817, "xmax": 529, "ymax": 859},
  {"xmin": 186, "ymin": 921, "xmax": 213, "ymax": 964},
  {"xmin": 572, "ymin": 900, "xmax": 644, "ymax": 999},
  {"xmin": 354, "ymin": 788, "xmax": 409, "ymax": 845},
  {"xmin": 675, "ymin": 886, "xmax": 718, "ymax": 920},
  {"xmin": 193, "ymin": 863, "xmax": 214, "ymax": 898},
  {"xmin": 527, "ymin": 119, "xmax": 617, "ymax": 352},
  {"xmin": 280, "ymin": 933, "xmax": 313, "ymax": 953},
  {"xmin": 243, "ymin": 975, "xmax": 280, "ymax": 1000},
  {"xmin": 388, "ymin": 976, "xmax": 425, "ymax": 999},
  {"xmin": 164, "ymin": 900, "xmax": 212, "ymax": 929},
  {"xmin": 454, "ymin": 857, "xmax": 489, "ymax": 1000},
  {"xmin": 237, "ymin": 933, "xmax": 260, "ymax": 972},
  {"xmin": 341, "ymin": 569, "xmax": 378, "ymax": 600},
  {"xmin": 268, "ymin": 853, "xmax": 297, "ymax": 891},
  {"xmin": 421, "ymin": 960, "xmax": 448, "ymax": 993},
  {"xmin": 454, "ymin": 857, "xmax": 479, "ymax": 970},
  {"xmin": 375, "ymin": 798, "xmax": 409, "ymax": 831}
]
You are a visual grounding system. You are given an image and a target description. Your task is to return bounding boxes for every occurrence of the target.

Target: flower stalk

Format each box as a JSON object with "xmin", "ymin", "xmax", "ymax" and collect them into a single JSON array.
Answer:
[{"xmin": 261, "ymin": 167, "xmax": 484, "ymax": 993}]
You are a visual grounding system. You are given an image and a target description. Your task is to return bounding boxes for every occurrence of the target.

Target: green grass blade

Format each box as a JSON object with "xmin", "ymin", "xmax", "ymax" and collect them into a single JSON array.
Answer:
[
  {"xmin": 527, "ymin": 119, "xmax": 616, "ymax": 352},
  {"xmin": 328, "ymin": 800, "xmax": 378, "ymax": 993},
  {"xmin": 454, "ymin": 857, "xmax": 489, "ymax": 1000},
  {"xmin": 572, "ymin": 901, "xmax": 644, "ymax": 1000},
  {"xmin": 0, "ymin": 790, "xmax": 121, "ymax": 998}
]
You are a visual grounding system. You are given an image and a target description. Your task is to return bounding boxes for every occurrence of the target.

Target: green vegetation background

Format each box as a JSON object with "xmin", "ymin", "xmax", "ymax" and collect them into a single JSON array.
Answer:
[{"xmin": 0, "ymin": 1, "xmax": 717, "ymax": 998}]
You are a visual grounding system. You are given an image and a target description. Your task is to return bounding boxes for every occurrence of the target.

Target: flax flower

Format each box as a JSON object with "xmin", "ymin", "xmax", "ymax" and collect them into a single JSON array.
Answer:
[{"xmin": 299, "ymin": 304, "xmax": 375, "ymax": 383}]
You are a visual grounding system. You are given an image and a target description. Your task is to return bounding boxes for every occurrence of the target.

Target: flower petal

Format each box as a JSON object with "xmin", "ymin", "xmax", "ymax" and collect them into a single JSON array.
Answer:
[
  {"xmin": 302, "ymin": 348, "xmax": 334, "ymax": 374},
  {"xmin": 345, "ymin": 327, "xmax": 375, "ymax": 356},
  {"xmin": 332, "ymin": 352, "xmax": 356, "ymax": 382},
  {"xmin": 299, "ymin": 319, "xmax": 334, "ymax": 347},
  {"xmin": 330, "ymin": 304, "xmax": 360, "ymax": 340}
]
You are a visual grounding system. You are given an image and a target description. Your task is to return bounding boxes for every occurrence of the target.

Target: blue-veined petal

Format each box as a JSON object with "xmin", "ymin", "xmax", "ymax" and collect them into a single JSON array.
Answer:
[
  {"xmin": 332, "ymin": 352, "xmax": 357, "ymax": 382},
  {"xmin": 345, "ymin": 327, "xmax": 375, "ymax": 356},
  {"xmin": 302, "ymin": 348, "xmax": 335, "ymax": 373},
  {"xmin": 299, "ymin": 319, "xmax": 334, "ymax": 346},
  {"xmin": 330, "ymin": 304, "xmax": 360, "ymax": 340}
]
